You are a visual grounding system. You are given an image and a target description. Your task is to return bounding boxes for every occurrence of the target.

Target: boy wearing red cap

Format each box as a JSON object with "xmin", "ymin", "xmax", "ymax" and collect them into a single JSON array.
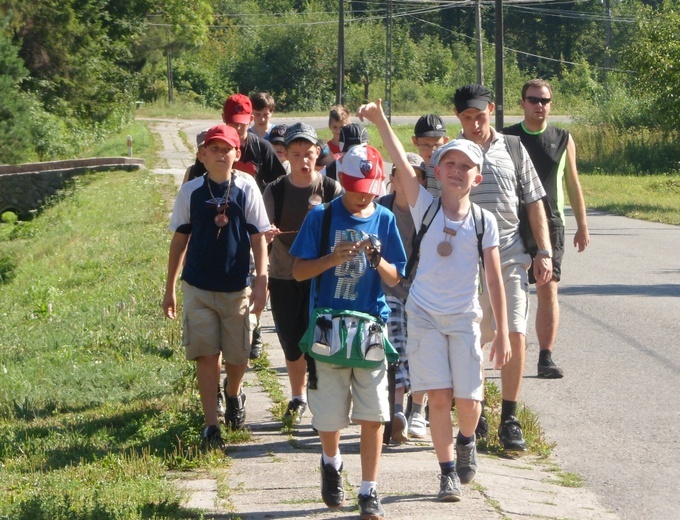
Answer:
[
  {"xmin": 162, "ymin": 124, "xmax": 270, "ymax": 450},
  {"xmin": 290, "ymin": 144, "xmax": 407, "ymax": 520}
]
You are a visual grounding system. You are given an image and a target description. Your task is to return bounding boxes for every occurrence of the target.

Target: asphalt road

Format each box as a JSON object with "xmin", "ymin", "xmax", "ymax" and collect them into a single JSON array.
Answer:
[{"xmin": 149, "ymin": 117, "xmax": 679, "ymax": 519}]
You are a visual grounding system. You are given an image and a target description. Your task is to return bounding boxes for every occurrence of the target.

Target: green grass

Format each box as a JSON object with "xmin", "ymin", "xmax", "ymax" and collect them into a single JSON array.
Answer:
[
  {"xmin": 0, "ymin": 167, "xmax": 243, "ymax": 518},
  {"xmin": 80, "ymin": 121, "xmax": 158, "ymax": 163}
]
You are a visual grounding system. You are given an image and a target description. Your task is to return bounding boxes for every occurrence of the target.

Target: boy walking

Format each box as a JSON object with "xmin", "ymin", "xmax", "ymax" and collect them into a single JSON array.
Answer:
[
  {"xmin": 162, "ymin": 124, "xmax": 270, "ymax": 449},
  {"xmin": 358, "ymin": 99, "xmax": 511, "ymax": 502},
  {"xmin": 263, "ymin": 123, "xmax": 343, "ymax": 424},
  {"xmin": 290, "ymin": 144, "xmax": 407, "ymax": 519}
]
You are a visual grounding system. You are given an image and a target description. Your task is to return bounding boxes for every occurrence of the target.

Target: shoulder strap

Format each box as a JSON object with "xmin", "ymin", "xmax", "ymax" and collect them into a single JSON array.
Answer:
[
  {"xmin": 376, "ymin": 193, "xmax": 396, "ymax": 211},
  {"xmin": 472, "ymin": 203, "xmax": 486, "ymax": 270},
  {"xmin": 504, "ymin": 134, "xmax": 523, "ymax": 199},
  {"xmin": 313, "ymin": 202, "xmax": 333, "ymax": 307},
  {"xmin": 271, "ymin": 177, "xmax": 286, "ymax": 226},
  {"xmin": 405, "ymin": 197, "xmax": 441, "ymax": 279},
  {"xmin": 321, "ymin": 175, "xmax": 339, "ymax": 203}
]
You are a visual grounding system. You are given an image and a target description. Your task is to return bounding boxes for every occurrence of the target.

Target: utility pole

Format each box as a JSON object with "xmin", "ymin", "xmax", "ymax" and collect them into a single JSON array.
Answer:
[
  {"xmin": 475, "ymin": 0, "xmax": 484, "ymax": 85},
  {"xmin": 494, "ymin": 0, "xmax": 504, "ymax": 129},
  {"xmin": 337, "ymin": 0, "xmax": 345, "ymax": 105},
  {"xmin": 166, "ymin": 48, "xmax": 174, "ymax": 103},
  {"xmin": 385, "ymin": 0, "xmax": 393, "ymax": 122},
  {"xmin": 604, "ymin": 0, "xmax": 612, "ymax": 81}
]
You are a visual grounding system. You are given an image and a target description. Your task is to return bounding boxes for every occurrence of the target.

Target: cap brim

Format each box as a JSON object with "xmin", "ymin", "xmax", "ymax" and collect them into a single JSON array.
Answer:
[
  {"xmin": 340, "ymin": 174, "xmax": 383, "ymax": 196},
  {"xmin": 415, "ymin": 130, "xmax": 447, "ymax": 138},
  {"xmin": 456, "ymin": 99, "xmax": 491, "ymax": 112},
  {"xmin": 225, "ymin": 114, "xmax": 252, "ymax": 124},
  {"xmin": 204, "ymin": 136, "xmax": 240, "ymax": 149}
]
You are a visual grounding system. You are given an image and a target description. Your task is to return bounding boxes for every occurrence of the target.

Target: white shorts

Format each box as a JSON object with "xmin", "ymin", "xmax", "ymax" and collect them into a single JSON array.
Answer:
[
  {"xmin": 308, "ymin": 360, "xmax": 389, "ymax": 432},
  {"xmin": 405, "ymin": 298, "xmax": 484, "ymax": 401}
]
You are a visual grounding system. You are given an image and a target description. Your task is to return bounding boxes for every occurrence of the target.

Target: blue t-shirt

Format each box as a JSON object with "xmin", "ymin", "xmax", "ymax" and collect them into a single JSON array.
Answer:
[
  {"xmin": 290, "ymin": 197, "xmax": 407, "ymax": 323},
  {"xmin": 169, "ymin": 174, "xmax": 270, "ymax": 292}
]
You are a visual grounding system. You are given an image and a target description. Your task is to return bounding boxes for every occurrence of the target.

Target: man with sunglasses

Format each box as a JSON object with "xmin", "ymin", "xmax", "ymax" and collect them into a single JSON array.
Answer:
[{"xmin": 503, "ymin": 79, "xmax": 590, "ymax": 380}]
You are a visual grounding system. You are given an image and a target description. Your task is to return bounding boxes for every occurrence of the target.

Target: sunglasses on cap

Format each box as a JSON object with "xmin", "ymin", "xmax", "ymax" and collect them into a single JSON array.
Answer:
[{"xmin": 524, "ymin": 96, "xmax": 552, "ymax": 106}]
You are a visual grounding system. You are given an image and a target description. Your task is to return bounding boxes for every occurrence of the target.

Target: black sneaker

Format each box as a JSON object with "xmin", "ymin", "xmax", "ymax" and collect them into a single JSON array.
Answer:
[
  {"xmin": 320, "ymin": 458, "xmax": 345, "ymax": 509},
  {"xmin": 225, "ymin": 392, "xmax": 247, "ymax": 430},
  {"xmin": 357, "ymin": 488, "xmax": 385, "ymax": 520},
  {"xmin": 250, "ymin": 322, "xmax": 263, "ymax": 359},
  {"xmin": 537, "ymin": 358, "xmax": 564, "ymax": 379},
  {"xmin": 438, "ymin": 471, "xmax": 462, "ymax": 502},
  {"xmin": 283, "ymin": 398, "xmax": 307, "ymax": 425},
  {"xmin": 498, "ymin": 415, "xmax": 527, "ymax": 451},
  {"xmin": 201, "ymin": 425, "xmax": 226, "ymax": 452},
  {"xmin": 475, "ymin": 411, "xmax": 489, "ymax": 442},
  {"xmin": 455, "ymin": 439, "xmax": 478, "ymax": 484}
]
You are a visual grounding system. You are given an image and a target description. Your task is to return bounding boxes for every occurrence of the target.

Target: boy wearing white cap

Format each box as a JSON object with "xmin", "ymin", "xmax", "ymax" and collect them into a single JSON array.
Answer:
[
  {"xmin": 290, "ymin": 143, "xmax": 407, "ymax": 520},
  {"xmin": 358, "ymin": 100, "xmax": 511, "ymax": 503}
]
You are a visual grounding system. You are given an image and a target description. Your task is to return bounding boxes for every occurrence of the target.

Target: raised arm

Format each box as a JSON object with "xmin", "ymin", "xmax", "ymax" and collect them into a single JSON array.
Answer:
[{"xmin": 356, "ymin": 99, "xmax": 420, "ymax": 207}]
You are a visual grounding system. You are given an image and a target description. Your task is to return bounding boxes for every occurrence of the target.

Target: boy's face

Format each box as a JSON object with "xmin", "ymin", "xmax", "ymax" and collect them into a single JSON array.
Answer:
[
  {"xmin": 521, "ymin": 85, "xmax": 552, "ymax": 125},
  {"xmin": 225, "ymin": 121, "xmax": 250, "ymax": 142},
  {"xmin": 271, "ymin": 142, "xmax": 287, "ymax": 163},
  {"xmin": 286, "ymin": 140, "xmax": 319, "ymax": 176},
  {"xmin": 434, "ymin": 149, "xmax": 482, "ymax": 193},
  {"xmin": 455, "ymin": 104, "xmax": 494, "ymax": 145},
  {"xmin": 341, "ymin": 189, "xmax": 376, "ymax": 216},
  {"xmin": 329, "ymin": 119, "xmax": 348, "ymax": 142},
  {"xmin": 411, "ymin": 136, "xmax": 448, "ymax": 164},
  {"xmin": 252, "ymin": 108, "xmax": 273, "ymax": 129},
  {"xmin": 199, "ymin": 141, "xmax": 241, "ymax": 174}
]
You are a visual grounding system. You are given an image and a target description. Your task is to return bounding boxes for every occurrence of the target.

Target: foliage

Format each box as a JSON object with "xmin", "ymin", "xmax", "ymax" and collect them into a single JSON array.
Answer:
[{"xmin": 621, "ymin": 0, "xmax": 680, "ymax": 130}]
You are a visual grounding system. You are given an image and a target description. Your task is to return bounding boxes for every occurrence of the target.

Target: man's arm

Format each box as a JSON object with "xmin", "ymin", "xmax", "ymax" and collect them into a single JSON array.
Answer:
[
  {"xmin": 162, "ymin": 232, "xmax": 190, "ymax": 319},
  {"xmin": 526, "ymin": 198, "xmax": 553, "ymax": 286},
  {"xmin": 357, "ymin": 99, "xmax": 420, "ymax": 208},
  {"xmin": 250, "ymin": 232, "xmax": 269, "ymax": 315},
  {"xmin": 564, "ymin": 135, "xmax": 590, "ymax": 252}
]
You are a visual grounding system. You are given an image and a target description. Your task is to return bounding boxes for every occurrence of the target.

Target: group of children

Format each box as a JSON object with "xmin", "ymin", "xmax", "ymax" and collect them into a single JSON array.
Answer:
[{"xmin": 163, "ymin": 91, "xmax": 513, "ymax": 519}]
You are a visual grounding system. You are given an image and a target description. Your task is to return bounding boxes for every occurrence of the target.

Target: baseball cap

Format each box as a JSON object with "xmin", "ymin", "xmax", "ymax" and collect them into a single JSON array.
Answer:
[
  {"xmin": 284, "ymin": 122, "xmax": 318, "ymax": 146},
  {"xmin": 453, "ymin": 84, "xmax": 493, "ymax": 113},
  {"xmin": 414, "ymin": 114, "xmax": 447, "ymax": 137},
  {"xmin": 223, "ymin": 94, "xmax": 253, "ymax": 124},
  {"xmin": 431, "ymin": 139, "xmax": 484, "ymax": 168},
  {"xmin": 196, "ymin": 128, "xmax": 210, "ymax": 148},
  {"xmin": 339, "ymin": 123, "xmax": 369, "ymax": 153},
  {"xmin": 203, "ymin": 124, "xmax": 241, "ymax": 149},
  {"xmin": 405, "ymin": 152, "xmax": 427, "ymax": 173},
  {"xmin": 338, "ymin": 144, "xmax": 385, "ymax": 195},
  {"xmin": 267, "ymin": 124, "xmax": 287, "ymax": 145}
]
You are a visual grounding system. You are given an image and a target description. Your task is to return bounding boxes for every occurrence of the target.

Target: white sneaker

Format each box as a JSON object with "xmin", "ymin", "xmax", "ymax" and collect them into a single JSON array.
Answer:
[
  {"xmin": 408, "ymin": 412, "xmax": 427, "ymax": 439},
  {"xmin": 391, "ymin": 412, "xmax": 408, "ymax": 443}
]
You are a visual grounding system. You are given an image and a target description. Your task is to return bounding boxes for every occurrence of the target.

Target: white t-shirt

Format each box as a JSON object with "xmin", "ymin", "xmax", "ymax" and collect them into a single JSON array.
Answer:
[{"xmin": 408, "ymin": 186, "xmax": 499, "ymax": 317}]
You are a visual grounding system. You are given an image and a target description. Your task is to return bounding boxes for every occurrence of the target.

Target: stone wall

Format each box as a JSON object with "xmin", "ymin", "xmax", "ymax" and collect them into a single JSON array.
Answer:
[{"xmin": 0, "ymin": 158, "xmax": 145, "ymax": 219}]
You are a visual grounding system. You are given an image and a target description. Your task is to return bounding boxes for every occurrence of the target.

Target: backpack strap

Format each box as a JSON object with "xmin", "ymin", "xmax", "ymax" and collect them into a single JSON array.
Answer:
[
  {"xmin": 503, "ymin": 134, "xmax": 523, "ymax": 189},
  {"xmin": 270, "ymin": 177, "xmax": 286, "ymax": 226},
  {"xmin": 405, "ymin": 197, "xmax": 441, "ymax": 279},
  {"xmin": 321, "ymin": 175, "xmax": 339, "ymax": 203},
  {"xmin": 472, "ymin": 202, "xmax": 485, "ymax": 269}
]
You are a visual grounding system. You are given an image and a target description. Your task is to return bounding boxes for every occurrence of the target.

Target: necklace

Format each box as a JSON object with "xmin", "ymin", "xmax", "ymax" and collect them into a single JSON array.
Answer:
[
  {"xmin": 437, "ymin": 205, "xmax": 471, "ymax": 257},
  {"xmin": 208, "ymin": 177, "xmax": 232, "ymax": 239}
]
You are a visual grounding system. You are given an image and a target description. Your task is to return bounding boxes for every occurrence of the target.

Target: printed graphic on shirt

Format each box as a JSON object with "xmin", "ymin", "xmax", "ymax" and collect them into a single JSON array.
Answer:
[{"xmin": 332, "ymin": 228, "xmax": 369, "ymax": 301}]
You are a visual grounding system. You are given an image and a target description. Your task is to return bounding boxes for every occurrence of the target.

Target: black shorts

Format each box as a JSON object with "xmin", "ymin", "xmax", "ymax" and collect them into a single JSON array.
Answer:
[
  {"xmin": 268, "ymin": 278, "xmax": 311, "ymax": 362},
  {"xmin": 528, "ymin": 224, "xmax": 565, "ymax": 283}
]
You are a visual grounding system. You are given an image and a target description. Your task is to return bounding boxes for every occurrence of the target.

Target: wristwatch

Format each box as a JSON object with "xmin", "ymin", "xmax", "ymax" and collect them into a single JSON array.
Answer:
[{"xmin": 536, "ymin": 249, "xmax": 553, "ymax": 258}]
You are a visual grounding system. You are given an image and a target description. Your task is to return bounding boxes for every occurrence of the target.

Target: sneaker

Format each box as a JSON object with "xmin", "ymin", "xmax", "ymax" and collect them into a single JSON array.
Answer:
[
  {"xmin": 283, "ymin": 398, "xmax": 307, "ymax": 425},
  {"xmin": 475, "ymin": 412, "xmax": 489, "ymax": 442},
  {"xmin": 438, "ymin": 471, "xmax": 462, "ymax": 502},
  {"xmin": 225, "ymin": 392, "xmax": 247, "ymax": 430},
  {"xmin": 357, "ymin": 488, "xmax": 385, "ymax": 520},
  {"xmin": 391, "ymin": 412, "xmax": 408, "ymax": 443},
  {"xmin": 250, "ymin": 322, "xmax": 263, "ymax": 359},
  {"xmin": 217, "ymin": 384, "xmax": 226, "ymax": 417},
  {"xmin": 200, "ymin": 425, "xmax": 226, "ymax": 452},
  {"xmin": 408, "ymin": 412, "xmax": 427, "ymax": 439},
  {"xmin": 320, "ymin": 458, "xmax": 345, "ymax": 508},
  {"xmin": 498, "ymin": 415, "xmax": 527, "ymax": 451},
  {"xmin": 455, "ymin": 439, "xmax": 478, "ymax": 484},
  {"xmin": 537, "ymin": 358, "xmax": 564, "ymax": 379}
]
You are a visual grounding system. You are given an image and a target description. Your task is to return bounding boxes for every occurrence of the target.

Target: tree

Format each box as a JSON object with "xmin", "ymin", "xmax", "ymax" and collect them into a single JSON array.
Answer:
[{"xmin": 621, "ymin": 0, "xmax": 680, "ymax": 129}]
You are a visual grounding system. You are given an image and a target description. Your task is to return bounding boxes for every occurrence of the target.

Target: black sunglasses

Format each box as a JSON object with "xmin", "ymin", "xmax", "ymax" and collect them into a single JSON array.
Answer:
[{"xmin": 524, "ymin": 96, "xmax": 552, "ymax": 106}]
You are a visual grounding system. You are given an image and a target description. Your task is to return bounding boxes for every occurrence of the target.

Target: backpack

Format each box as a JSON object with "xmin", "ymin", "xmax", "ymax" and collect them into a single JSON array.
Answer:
[
  {"xmin": 269, "ymin": 174, "xmax": 338, "ymax": 227},
  {"xmin": 503, "ymin": 134, "xmax": 536, "ymax": 252}
]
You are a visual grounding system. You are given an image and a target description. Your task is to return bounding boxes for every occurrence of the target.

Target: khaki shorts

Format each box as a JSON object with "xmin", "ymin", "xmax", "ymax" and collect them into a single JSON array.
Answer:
[
  {"xmin": 308, "ymin": 360, "xmax": 389, "ymax": 432},
  {"xmin": 479, "ymin": 259, "xmax": 530, "ymax": 345},
  {"xmin": 405, "ymin": 299, "xmax": 484, "ymax": 401},
  {"xmin": 182, "ymin": 281, "xmax": 252, "ymax": 365}
]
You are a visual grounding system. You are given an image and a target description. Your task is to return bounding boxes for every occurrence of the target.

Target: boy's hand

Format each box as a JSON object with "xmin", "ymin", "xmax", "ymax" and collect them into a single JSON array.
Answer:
[
  {"xmin": 264, "ymin": 225, "xmax": 279, "ymax": 245},
  {"xmin": 329, "ymin": 240, "xmax": 362, "ymax": 266},
  {"xmin": 162, "ymin": 290, "xmax": 177, "ymax": 320},
  {"xmin": 249, "ymin": 275, "xmax": 268, "ymax": 315},
  {"xmin": 356, "ymin": 99, "xmax": 386, "ymax": 125},
  {"xmin": 488, "ymin": 332, "xmax": 511, "ymax": 370}
]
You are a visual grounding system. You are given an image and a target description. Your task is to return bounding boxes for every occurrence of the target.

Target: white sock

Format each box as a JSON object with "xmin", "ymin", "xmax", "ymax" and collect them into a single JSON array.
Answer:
[
  {"xmin": 292, "ymin": 394, "xmax": 306, "ymax": 403},
  {"xmin": 322, "ymin": 452, "xmax": 342, "ymax": 471},
  {"xmin": 359, "ymin": 480, "xmax": 377, "ymax": 496}
]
